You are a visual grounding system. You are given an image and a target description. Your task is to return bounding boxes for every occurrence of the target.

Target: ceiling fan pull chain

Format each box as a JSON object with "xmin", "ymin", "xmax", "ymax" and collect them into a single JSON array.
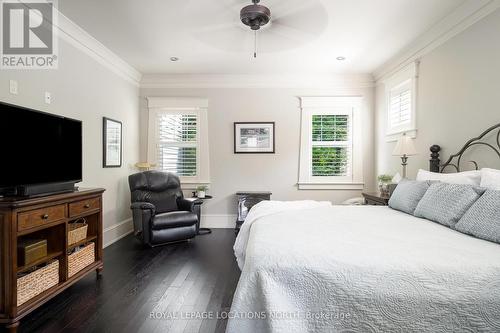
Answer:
[{"xmin": 254, "ymin": 30, "xmax": 257, "ymax": 58}]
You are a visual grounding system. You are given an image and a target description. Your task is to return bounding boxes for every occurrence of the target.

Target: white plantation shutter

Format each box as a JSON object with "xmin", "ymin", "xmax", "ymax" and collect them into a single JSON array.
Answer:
[
  {"xmin": 147, "ymin": 97, "xmax": 210, "ymax": 186},
  {"xmin": 311, "ymin": 114, "xmax": 351, "ymax": 177},
  {"xmin": 156, "ymin": 113, "xmax": 198, "ymax": 177},
  {"xmin": 389, "ymin": 80, "xmax": 412, "ymax": 131}
]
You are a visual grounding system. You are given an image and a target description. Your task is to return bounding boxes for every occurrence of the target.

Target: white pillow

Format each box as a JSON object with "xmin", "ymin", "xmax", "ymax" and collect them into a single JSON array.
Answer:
[
  {"xmin": 416, "ymin": 169, "xmax": 481, "ymax": 186},
  {"xmin": 480, "ymin": 168, "xmax": 500, "ymax": 190}
]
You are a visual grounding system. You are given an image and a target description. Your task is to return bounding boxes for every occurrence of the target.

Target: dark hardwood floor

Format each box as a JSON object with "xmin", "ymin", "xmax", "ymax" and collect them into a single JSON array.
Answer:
[{"xmin": 14, "ymin": 229, "xmax": 241, "ymax": 333}]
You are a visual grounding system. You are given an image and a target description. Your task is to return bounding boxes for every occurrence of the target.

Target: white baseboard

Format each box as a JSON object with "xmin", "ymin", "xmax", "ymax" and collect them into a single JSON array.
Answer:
[
  {"xmin": 200, "ymin": 214, "xmax": 237, "ymax": 229},
  {"xmin": 103, "ymin": 218, "xmax": 134, "ymax": 248}
]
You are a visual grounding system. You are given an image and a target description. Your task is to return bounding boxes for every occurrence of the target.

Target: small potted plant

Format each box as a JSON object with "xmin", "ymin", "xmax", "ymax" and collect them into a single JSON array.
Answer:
[
  {"xmin": 377, "ymin": 174, "xmax": 393, "ymax": 195},
  {"xmin": 196, "ymin": 185, "xmax": 208, "ymax": 198}
]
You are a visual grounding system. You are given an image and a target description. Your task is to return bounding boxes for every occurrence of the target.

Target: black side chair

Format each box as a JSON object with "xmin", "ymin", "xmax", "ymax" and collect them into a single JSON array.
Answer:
[{"xmin": 128, "ymin": 171, "xmax": 202, "ymax": 247}]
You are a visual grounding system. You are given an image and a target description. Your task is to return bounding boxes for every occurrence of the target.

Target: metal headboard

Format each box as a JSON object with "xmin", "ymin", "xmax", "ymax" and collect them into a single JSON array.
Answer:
[{"xmin": 430, "ymin": 123, "xmax": 500, "ymax": 173}]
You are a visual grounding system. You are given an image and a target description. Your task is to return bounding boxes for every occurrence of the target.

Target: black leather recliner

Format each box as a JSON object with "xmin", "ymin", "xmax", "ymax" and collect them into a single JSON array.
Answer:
[{"xmin": 128, "ymin": 171, "xmax": 202, "ymax": 247}]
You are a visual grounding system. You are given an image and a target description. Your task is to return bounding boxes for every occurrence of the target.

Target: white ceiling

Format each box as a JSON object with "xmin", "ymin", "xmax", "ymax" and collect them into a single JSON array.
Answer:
[{"xmin": 59, "ymin": 0, "xmax": 467, "ymax": 75}]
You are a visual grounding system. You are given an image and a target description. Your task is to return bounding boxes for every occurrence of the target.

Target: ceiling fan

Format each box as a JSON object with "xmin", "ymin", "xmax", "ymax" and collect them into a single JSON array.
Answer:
[
  {"xmin": 240, "ymin": 0, "xmax": 271, "ymax": 57},
  {"xmin": 190, "ymin": 0, "xmax": 328, "ymax": 58}
]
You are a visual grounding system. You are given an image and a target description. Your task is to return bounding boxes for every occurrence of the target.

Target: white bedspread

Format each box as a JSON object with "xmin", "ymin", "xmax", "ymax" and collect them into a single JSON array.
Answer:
[{"xmin": 227, "ymin": 203, "xmax": 500, "ymax": 333}]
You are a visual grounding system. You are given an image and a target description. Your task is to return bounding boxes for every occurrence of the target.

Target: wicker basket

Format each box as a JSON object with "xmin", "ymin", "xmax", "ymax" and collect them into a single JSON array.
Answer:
[
  {"xmin": 68, "ymin": 218, "xmax": 88, "ymax": 246},
  {"xmin": 17, "ymin": 260, "xmax": 59, "ymax": 306},
  {"xmin": 68, "ymin": 242, "xmax": 95, "ymax": 278}
]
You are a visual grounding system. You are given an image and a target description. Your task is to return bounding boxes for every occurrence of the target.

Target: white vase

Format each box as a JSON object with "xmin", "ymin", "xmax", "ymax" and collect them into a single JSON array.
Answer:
[{"xmin": 197, "ymin": 191, "xmax": 206, "ymax": 198}]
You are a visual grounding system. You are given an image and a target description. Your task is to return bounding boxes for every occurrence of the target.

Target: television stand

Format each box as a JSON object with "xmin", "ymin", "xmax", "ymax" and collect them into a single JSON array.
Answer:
[{"xmin": 0, "ymin": 188, "xmax": 105, "ymax": 332}]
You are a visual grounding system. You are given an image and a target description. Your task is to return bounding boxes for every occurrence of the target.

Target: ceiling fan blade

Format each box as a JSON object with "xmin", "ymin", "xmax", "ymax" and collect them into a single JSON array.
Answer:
[
  {"xmin": 266, "ymin": 22, "xmax": 312, "ymax": 43},
  {"xmin": 271, "ymin": 1, "xmax": 327, "ymax": 35},
  {"xmin": 193, "ymin": 25, "xmax": 253, "ymax": 52},
  {"xmin": 268, "ymin": 0, "xmax": 322, "ymax": 21},
  {"xmin": 195, "ymin": 22, "xmax": 240, "ymax": 34}
]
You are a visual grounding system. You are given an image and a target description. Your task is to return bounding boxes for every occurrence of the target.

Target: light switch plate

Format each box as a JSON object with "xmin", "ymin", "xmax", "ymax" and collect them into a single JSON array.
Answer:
[
  {"xmin": 9, "ymin": 80, "xmax": 18, "ymax": 94},
  {"xmin": 45, "ymin": 91, "xmax": 51, "ymax": 104}
]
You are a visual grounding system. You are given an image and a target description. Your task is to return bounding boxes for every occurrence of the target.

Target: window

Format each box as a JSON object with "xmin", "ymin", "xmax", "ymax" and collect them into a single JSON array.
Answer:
[
  {"xmin": 388, "ymin": 80, "xmax": 411, "ymax": 132},
  {"xmin": 385, "ymin": 61, "xmax": 418, "ymax": 139},
  {"xmin": 298, "ymin": 97, "xmax": 363, "ymax": 190},
  {"xmin": 156, "ymin": 113, "xmax": 198, "ymax": 177},
  {"xmin": 311, "ymin": 114, "xmax": 351, "ymax": 177},
  {"xmin": 147, "ymin": 97, "xmax": 210, "ymax": 187}
]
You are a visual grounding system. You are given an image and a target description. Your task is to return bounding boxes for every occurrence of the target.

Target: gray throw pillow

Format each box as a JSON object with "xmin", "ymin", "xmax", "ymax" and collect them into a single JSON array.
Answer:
[
  {"xmin": 388, "ymin": 180, "xmax": 431, "ymax": 215},
  {"xmin": 414, "ymin": 183, "xmax": 485, "ymax": 228},
  {"xmin": 455, "ymin": 190, "xmax": 500, "ymax": 244}
]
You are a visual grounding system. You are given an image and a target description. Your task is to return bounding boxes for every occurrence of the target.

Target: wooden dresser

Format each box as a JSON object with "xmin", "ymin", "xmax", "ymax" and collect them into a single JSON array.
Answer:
[{"xmin": 0, "ymin": 188, "xmax": 105, "ymax": 332}]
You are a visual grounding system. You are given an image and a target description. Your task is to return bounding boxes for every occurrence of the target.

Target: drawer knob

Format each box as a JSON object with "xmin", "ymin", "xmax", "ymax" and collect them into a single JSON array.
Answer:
[
  {"xmin": 84, "ymin": 204, "xmax": 90, "ymax": 209},
  {"xmin": 42, "ymin": 214, "xmax": 49, "ymax": 219}
]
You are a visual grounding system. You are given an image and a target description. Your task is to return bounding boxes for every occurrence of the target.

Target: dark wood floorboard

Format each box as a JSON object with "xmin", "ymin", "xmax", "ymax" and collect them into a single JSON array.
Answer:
[{"xmin": 10, "ymin": 229, "xmax": 240, "ymax": 333}]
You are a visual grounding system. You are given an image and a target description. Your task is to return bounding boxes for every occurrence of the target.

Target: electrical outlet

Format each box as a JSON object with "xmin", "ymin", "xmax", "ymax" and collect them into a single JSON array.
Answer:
[
  {"xmin": 45, "ymin": 91, "xmax": 51, "ymax": 104},
  {"xmin": 9, "ymin": 80, "xmax": 18, "ymax": 94}
]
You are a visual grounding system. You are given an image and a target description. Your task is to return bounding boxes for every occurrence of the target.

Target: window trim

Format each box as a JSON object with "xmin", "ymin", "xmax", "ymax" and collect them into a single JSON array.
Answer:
[
  {"xmin": 147, "ymin": 97, "xmax": 210, "ymax": 187},
  {"xmin": 385, "ymin": 61, "xmax": 419, "ymax": 141},
  {"xmin": 298, "ymin": 96, "xmax": 364, "ymax": 190}
]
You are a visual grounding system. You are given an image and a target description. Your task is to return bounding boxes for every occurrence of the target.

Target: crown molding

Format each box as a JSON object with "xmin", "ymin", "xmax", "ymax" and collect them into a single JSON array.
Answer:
[
  {"xmin": 140, "ymin": 74, "xmax": 375, "ymax": 89},
  {"xmin": 373, "ymin": 0, "xmax": 500, "ymax": 83},
  {"xmin": 55, "ymin": 9, "xmax": 142, "ymax": 86}
]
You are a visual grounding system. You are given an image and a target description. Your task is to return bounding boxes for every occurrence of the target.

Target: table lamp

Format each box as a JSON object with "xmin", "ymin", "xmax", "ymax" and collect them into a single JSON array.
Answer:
[
  {"xmin": 135, "ymin": 162, "xmax": 157, "ymax": 171},
  {"xmin": 392, "ymin": 133, "xmax": 417, "ymax": 178}
]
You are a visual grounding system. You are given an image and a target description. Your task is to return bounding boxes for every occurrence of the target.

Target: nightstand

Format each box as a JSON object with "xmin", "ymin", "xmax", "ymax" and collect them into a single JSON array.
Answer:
[{"xmin": 362, "ymin": 192, "xmax": 390, "ymax": 206}]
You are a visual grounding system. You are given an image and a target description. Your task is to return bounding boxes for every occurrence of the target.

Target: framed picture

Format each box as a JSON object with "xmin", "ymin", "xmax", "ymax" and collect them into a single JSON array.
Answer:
[
  {"xmin": 103, "ymin": 117, "xmax": 122, "ymax": 168},
  {"xmin": 234, "ymin": 122, "xmax": 275, "ymax": 154}
]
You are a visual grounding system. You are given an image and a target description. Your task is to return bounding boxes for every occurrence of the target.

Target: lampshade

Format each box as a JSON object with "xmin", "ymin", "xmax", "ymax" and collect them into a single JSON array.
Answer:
[
  {"xmin": 135, "ymin": 162, "xmax": 157, "ymax": 170},
  {"xmin": 392, "ymin": 134, "xmax": 417, "ymax": 156}
]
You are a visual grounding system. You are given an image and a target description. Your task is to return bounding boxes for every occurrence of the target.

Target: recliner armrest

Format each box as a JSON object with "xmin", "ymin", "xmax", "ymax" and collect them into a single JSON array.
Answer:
[
  {"xmin": 177, "ymin": 198, "xmax": 202, "ymax": 212},
  {"xmin": 131, "ymin": 202, "xmax": 156, "ymax": 214},
  {"xmin": 130, "ymin": 202, "xmax": 156, "ymax": 245}
]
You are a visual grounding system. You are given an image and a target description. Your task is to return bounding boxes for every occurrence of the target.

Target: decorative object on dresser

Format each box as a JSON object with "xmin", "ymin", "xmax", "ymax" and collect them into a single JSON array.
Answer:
[
  {"xmin": 362, "ymin": 192, "xmax": 390, "ymax": 206},
  {"xmin": 128, "ymin": 171, "xmax": 202, "ymax": 247},
  {"xmin": 102, "ymin": 117, "xmax": 122, "ymax": 168},
  {"xmin": 234, "ymin": 122, "xmax": 275, "ymax": 154},
  {"xmin": 0, "ymin": 188, "xmax": 105, "ymax": 332},
  {"xmin": 235, "ymin": 191, "xmax": 272, "ymax": 232},
  {"xmin": 392, "ymin": 133, "xmax": 417, "ymax": 178}
]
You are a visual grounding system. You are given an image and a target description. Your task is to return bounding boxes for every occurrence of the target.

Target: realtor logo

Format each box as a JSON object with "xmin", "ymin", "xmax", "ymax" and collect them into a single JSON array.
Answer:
[{"xmin": 1, "ymin": 0, "xmax": 58, "ymax": 69}]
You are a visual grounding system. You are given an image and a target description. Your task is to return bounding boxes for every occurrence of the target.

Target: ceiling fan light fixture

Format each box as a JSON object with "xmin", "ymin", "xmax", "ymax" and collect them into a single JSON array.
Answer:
[{"xmin": 240, "ymin": 1, "xmax": 271, "ymax": 31}]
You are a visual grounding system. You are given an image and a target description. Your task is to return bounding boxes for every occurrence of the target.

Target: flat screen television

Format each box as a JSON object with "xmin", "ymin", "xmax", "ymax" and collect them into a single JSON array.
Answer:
[{"xmin": 0, "ymin": 101, "xmax": 82, "ymax": 197}]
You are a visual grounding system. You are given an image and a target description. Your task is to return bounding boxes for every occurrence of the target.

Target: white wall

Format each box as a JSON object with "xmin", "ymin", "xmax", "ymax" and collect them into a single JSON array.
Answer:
[
  {"xmin": 0, "ymin": 38, "xmax": 140, "ymax": 245},
  {"xmin": 375, "ymin": 8, "xmax": 500, "ymax": 180},
  {"xmin": 140, "ymin": 82, "xmax": 375, "ymax": 228}
]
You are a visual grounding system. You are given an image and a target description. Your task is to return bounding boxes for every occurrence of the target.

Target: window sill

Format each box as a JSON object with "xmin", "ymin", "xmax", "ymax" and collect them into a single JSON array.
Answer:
[
  {"xmin": 386, "ymin": 129, "xmax": 417, "ymax": 142},
  {"xmin": 180, "ymin": 181, "xmax": 211, "ymax": 190},
  {"xmin": 297, "ymin": 183, "xmax": 364, "ymax": 190}
]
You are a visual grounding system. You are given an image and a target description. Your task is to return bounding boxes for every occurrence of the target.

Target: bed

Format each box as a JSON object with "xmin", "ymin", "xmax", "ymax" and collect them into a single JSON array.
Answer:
[{"xmin": 226, "ymin": 125, "xmax": 500, "ymax": 333}]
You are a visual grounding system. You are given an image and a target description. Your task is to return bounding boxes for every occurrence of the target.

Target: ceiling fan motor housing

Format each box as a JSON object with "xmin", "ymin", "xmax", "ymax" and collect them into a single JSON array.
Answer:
[{"xmin": 240, "ymin": 3, "xmax": 271, "ymax": 30}]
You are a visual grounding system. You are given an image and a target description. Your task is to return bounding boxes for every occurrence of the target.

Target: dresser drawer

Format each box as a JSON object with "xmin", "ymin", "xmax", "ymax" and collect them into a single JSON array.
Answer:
[
  {"xmin": 18, "ymin": 205, "xmax": 66, "ymax": 232},
  {"xmin": 69, "ymin": 197, "xmax": 100, "ymax": 217}
]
